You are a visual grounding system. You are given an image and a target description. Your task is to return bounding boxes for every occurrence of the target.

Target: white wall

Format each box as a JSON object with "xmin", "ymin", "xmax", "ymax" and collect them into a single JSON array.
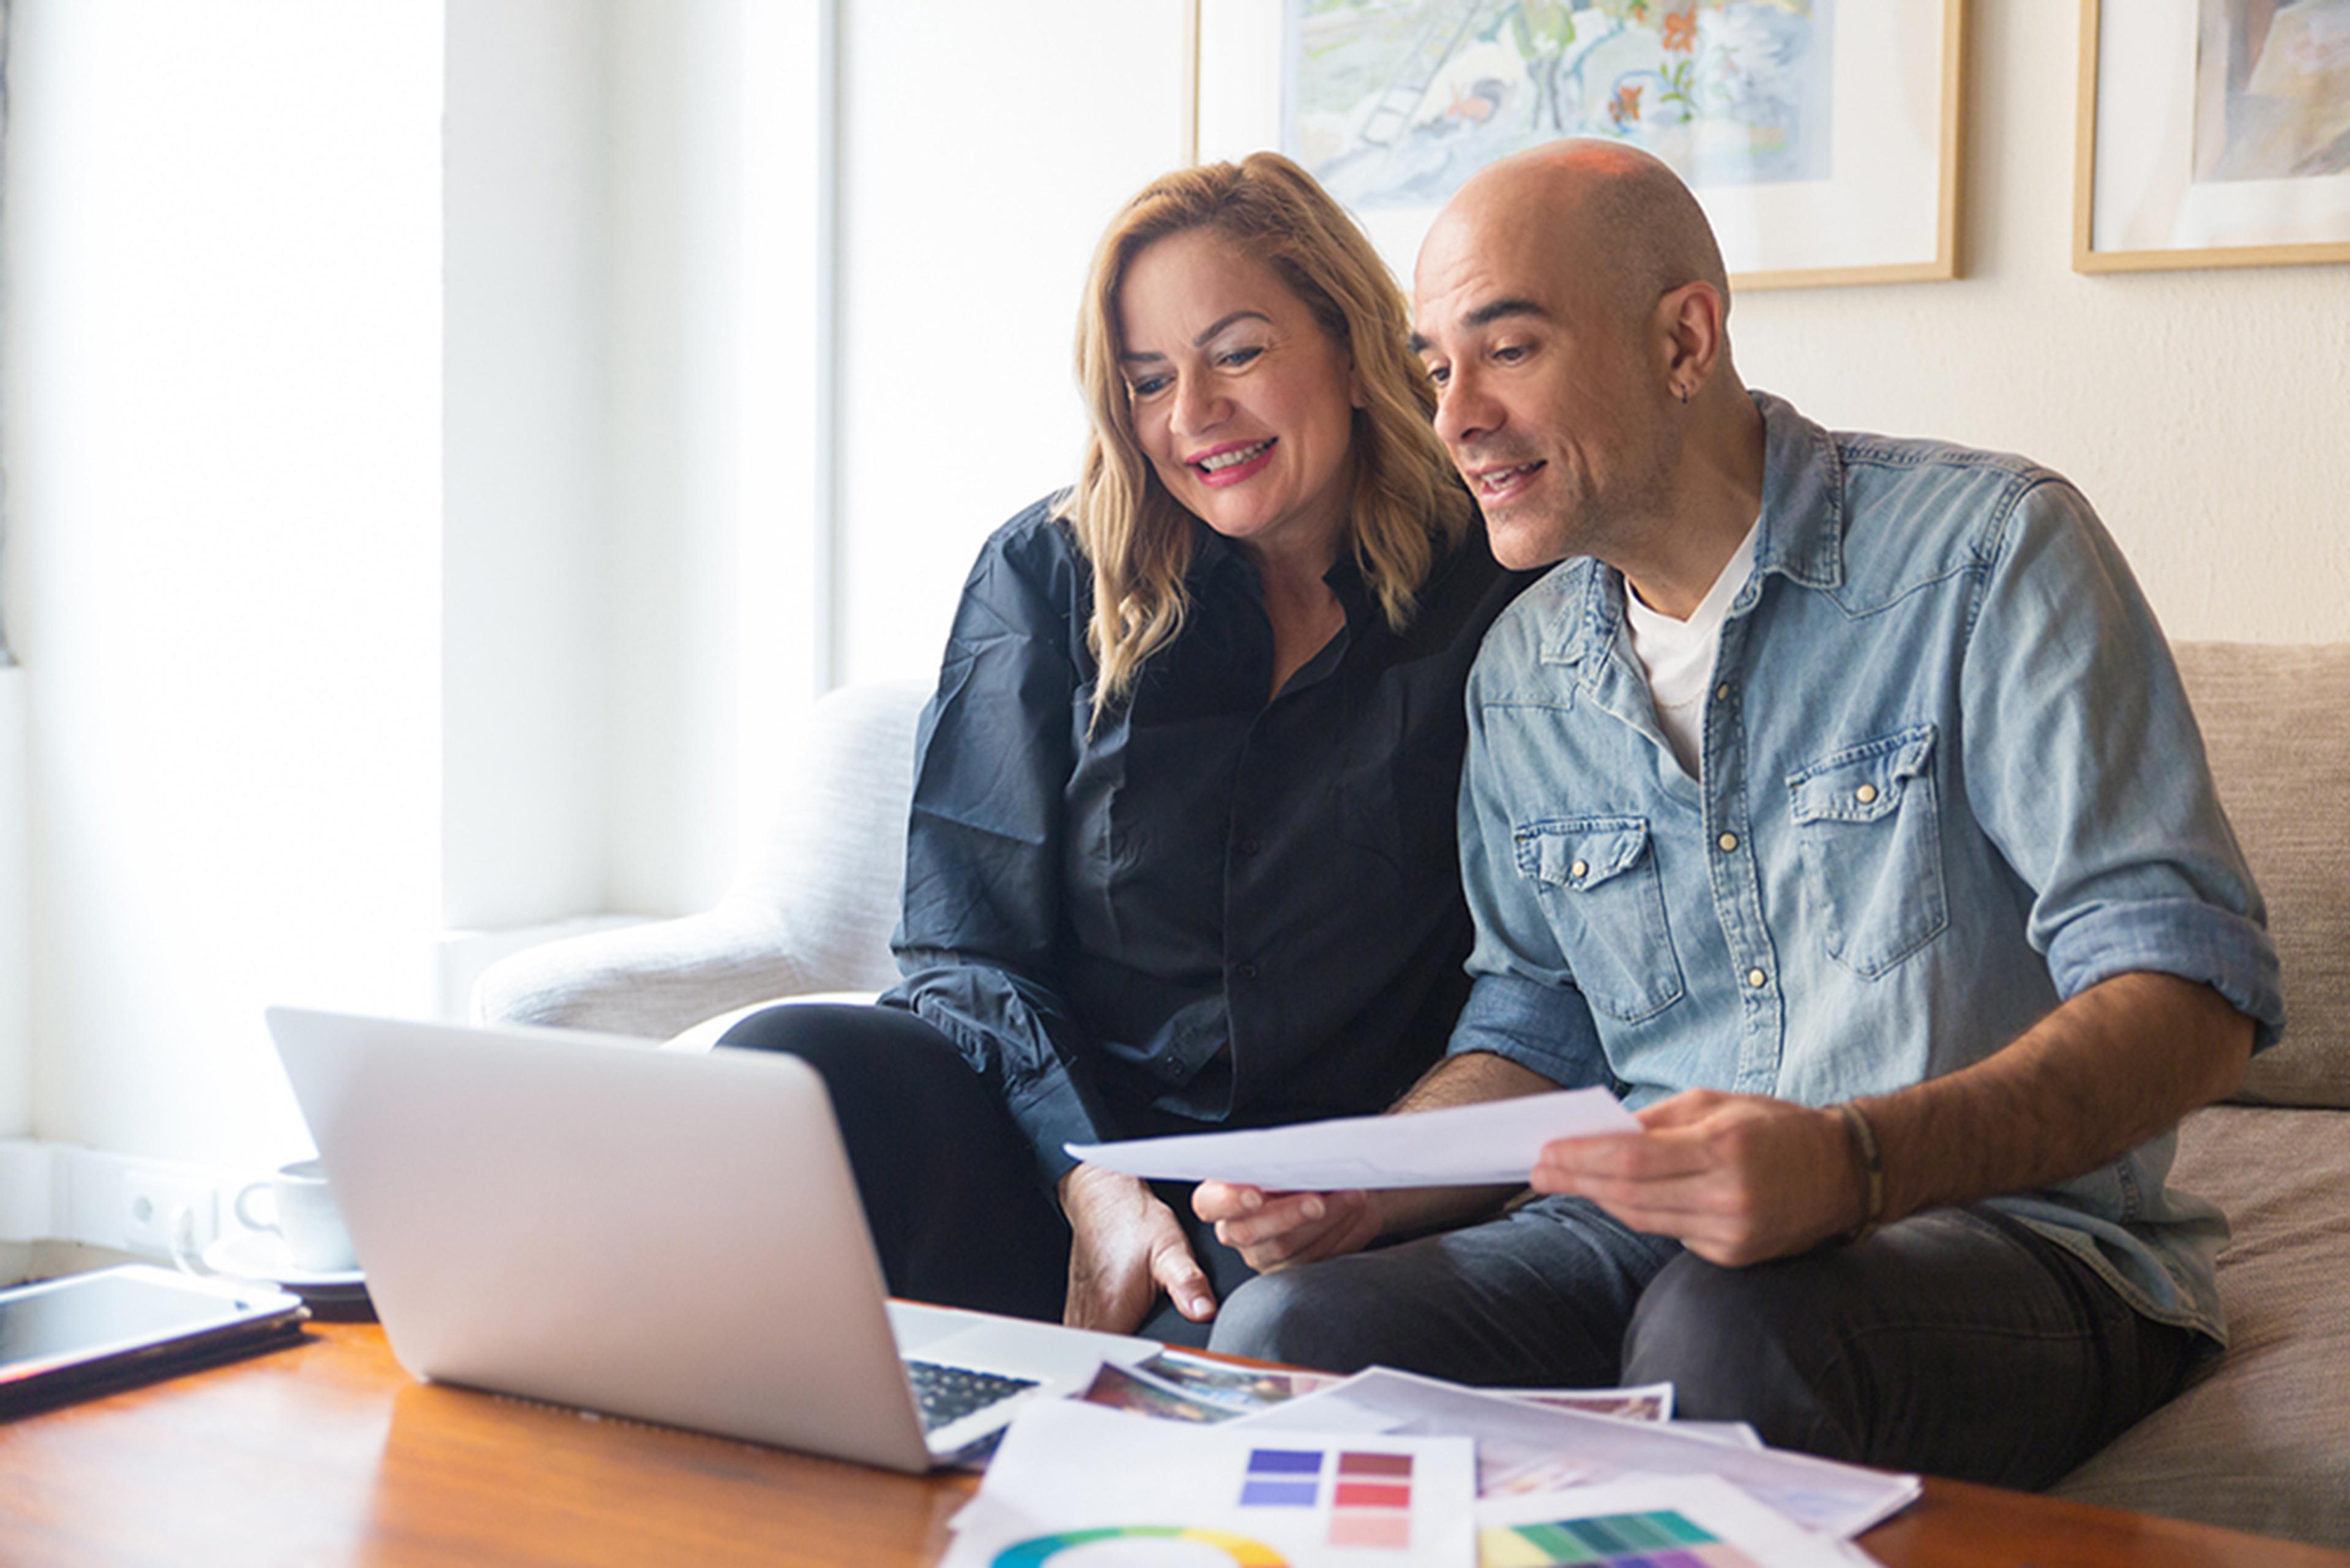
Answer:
[
  {"xmin": 0, "ymin": 671, "xmax": 27, "ymax": 1140},
  {"xmin": 3, "ymin": 1, "xmax": 447, "ymax": 1167},
  {"xmin": 832, "ymin": 0, "xmax": 1195, "ymax": 685},
  {"xmin": 1727, "ymin": 2, "xmax": 2350, "ymax": 645},
  {"xmin": 444, "ymin": 0, "xmax": 827, "ymax": 931},
  {"xmin": 729, "ymin": 0, "xmax": 830, "ymax": 865},
  {"xmin": 830, "ymin": 0, "xmax": 2350, "ymax": 685},
  {"xmin": 442, "ymin": 0, "xmax": 612, "ymax": 935}
]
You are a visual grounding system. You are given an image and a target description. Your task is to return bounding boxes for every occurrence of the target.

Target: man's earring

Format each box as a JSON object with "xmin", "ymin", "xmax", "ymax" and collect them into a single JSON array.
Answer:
[{"xmin": 1676, "ymin": 383, "xmax": 1690, "ymax": 405}]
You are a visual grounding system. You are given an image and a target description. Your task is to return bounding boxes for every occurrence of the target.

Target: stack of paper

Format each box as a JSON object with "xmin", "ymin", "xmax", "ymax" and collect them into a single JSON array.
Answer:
[
  {"xmin": 944, "ymin": 1399, "xmax": 1479, "ymax": 1567},
  {"xmin": 1230, "ymin": 1368, "xmax": 1919, "ymax": 1541},
  {"xmin": 949, "ymin": 1369, "xmax": 1917, "ymax": 1566}
]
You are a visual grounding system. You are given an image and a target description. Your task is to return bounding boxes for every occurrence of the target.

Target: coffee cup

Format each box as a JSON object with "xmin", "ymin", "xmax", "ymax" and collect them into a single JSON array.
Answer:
[{"xmin": 234, "ymin": 1158, "xmax": 358, "ymax": 1272}]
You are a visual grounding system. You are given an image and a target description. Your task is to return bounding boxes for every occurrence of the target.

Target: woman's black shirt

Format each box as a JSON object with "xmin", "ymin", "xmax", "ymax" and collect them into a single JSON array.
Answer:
[{"xmin": 880, "ymin": 495, "xmax": 1533, "ymax": 1184}]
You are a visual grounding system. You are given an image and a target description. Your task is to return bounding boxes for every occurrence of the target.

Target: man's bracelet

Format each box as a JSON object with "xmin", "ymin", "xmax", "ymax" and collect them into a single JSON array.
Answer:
[{"xmin": 1835, "ymin": 1100, "xmax": 1885, "ymax": 1245}]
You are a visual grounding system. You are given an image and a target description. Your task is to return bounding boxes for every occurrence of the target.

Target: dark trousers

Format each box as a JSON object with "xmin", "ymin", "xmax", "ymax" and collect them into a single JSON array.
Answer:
[
  {"xmin": 716, "ymin": 1002, "xmax": 1255, "ymax": 1345},
  {"xmin": 1207, "ymin": 1193, "xmax": 2198, "ymax": 1488}
]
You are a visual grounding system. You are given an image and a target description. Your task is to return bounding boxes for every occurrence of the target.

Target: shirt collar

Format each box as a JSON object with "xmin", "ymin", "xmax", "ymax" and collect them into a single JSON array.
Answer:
[
  {"xmin": 1748, "ymin": 389, "xmax": 1845, "ymax": 593},
  {"xmin": 1321, "ymin": 549, "xmax": 1376, "ymax": 631},
  {"xmin": 1541, "ymin": 388, "xmax": 1846, "ymax": 667},
  {"xmin": 1190, "ymin": 521, "xmax": 1377, "ymax": 633}
]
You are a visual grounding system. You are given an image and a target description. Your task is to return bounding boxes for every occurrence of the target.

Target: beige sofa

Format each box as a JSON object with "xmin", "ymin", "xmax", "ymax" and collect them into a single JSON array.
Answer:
[{"xmin": 475, "ymin": 642, "xmax": 2350, "ymax": 1550}]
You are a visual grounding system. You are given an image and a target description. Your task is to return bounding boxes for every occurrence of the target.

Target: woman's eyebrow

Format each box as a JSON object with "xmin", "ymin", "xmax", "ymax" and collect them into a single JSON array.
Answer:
[
  {"xmin": 1120, "ymin": 309, "xmax": 1278, "ymax": 364},
  {"xmin": 1192, "ymin": 310, "xmax": 1273, "ymax": 346}
]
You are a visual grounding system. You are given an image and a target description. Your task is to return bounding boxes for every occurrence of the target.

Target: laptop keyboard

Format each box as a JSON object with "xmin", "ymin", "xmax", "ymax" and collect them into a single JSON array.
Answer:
[{"xmin": 906, "ymin": 1359, "xmax": 1039, "ymax": 1433}]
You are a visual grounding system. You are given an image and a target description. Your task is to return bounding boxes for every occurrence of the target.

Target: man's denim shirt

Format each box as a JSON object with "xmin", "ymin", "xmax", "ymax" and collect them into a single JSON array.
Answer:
[{"xmin": 1449, "ymin": 391, "xmax": 2284, "ymax": 1343}]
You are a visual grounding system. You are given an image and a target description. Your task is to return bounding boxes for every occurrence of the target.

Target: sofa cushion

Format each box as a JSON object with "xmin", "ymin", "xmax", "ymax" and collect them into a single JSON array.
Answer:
[
  {"xmin": 2048, "ymin": 1104, "xmax": 2350, "ymax": 1547},
  {"xmin": 2173, "ymin": 642, "xmax": 2350, "ymax": 1110},
  {"xmin": 734, "ymin": 680, "xmax": 930, "ymax": 993},
  {"xmin": 470, "ymin": 681, "xmax": 929, "ymax": 1039}
]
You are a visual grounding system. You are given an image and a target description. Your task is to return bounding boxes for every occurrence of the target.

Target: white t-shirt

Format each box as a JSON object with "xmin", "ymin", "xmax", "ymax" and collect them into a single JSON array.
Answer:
[{"xmin": 1624, "ymin": 518, "xmax": 1761, "ymax": 777}]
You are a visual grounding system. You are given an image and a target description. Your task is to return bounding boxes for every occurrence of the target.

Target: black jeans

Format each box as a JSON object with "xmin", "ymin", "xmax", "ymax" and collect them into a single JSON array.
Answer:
[
  {"xmin": 1209, "ymin": 1194, "xmax": 2198, "ymax": 1488},
  {"xmin": 717, "ymin": 1003, "xmax": 1255, "ymax": 1345}
]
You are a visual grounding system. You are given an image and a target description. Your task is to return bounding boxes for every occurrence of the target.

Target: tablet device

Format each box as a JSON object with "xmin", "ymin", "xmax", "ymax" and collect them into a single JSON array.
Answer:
[{"xmin": 0, "ymin": 1264, "xmax": 308, "ymax": 1417}]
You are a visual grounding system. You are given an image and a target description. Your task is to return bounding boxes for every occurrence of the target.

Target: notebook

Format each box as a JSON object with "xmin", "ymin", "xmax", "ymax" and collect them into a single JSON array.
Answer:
[{"xmin": 264, "ymin": 1006, "xmax": 1158, "ymax": 1471}]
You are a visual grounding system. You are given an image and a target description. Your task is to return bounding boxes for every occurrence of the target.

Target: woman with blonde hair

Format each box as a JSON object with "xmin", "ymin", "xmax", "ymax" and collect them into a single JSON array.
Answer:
[{"xmin": 723, "ymin": 152, "xmax": 1529, "ymax": 1343}]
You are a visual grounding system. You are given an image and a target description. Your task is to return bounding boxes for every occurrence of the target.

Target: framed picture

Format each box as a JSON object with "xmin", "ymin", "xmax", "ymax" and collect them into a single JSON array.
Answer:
[
  {"xmin": 1190, "ymin": 0, "xmax": 1965, "ymax": 292},
  {"xmin": 2074, "ymin": 0, "xmax": 2350, "ymax": 272}
]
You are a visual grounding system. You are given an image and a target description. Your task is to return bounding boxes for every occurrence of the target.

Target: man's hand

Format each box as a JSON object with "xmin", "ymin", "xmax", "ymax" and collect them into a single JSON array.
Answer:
[
  {"xmin": 1192, "ymin": 1052, "xmax": 1565, "ymax": 1271},
  {"xmin": 1193, "ymin": 1182, "xmax": 1385, "ymax": 1273},
  {"xmin": 1058, "ymin": 1163, "xmax": 1217, "ymax": 1333},
  {"xmin": 1531, "ymin": 1089, "xmax": 1862, "ymax": 1266}
]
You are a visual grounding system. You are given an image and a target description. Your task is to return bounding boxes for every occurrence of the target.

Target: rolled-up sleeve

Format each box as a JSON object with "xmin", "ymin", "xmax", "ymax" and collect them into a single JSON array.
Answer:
[
  {"xmin": 1958, "ymin": 478, "xmax": 2285, "ymax": 1048},
  {"xmin": 884, "ymin": 512, "xmax": 1116, "ymax": 1184},
  {"xmin": 1446, "ymin": 668, "xmax": 1613, "ymax": 1086}
]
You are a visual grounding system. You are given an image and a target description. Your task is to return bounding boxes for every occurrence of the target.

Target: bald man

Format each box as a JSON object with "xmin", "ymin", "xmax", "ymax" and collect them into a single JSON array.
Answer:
[{"xmin": 1193, "ymin": 143, "xmax": 2281, "ymax": 1487}]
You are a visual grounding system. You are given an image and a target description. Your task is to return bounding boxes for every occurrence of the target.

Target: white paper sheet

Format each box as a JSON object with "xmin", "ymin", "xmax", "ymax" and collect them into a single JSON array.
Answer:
[
  {"xmin": 1228, "ymin": 1367, "xmax": 1920, "ymax": 1541},
  {"xmin": 1065, "ymin": 1088, "xmax": 1640, "ymax": 1189},
  {"xmin": 943, "ymin": 1398, "xmax": 1479, "ymax": 1567}
]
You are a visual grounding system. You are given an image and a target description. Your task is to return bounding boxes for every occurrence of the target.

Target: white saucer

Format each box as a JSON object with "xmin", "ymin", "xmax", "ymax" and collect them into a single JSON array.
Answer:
[{"xmin": 201, "ymin": 1228, "xmax": 365, "ymax": 1290}]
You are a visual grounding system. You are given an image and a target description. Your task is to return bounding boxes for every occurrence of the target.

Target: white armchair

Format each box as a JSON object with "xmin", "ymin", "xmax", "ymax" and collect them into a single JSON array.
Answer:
[{"xmin": 470, "ymin": 681, "xmax": 933, "ymax": 1043}]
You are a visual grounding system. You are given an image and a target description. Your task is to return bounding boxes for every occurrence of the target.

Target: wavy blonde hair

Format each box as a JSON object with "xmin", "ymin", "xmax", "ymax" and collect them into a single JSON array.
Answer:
[{"xmin": 1065, "ymin": 152, "xmax": 1472, "ymax": 717}]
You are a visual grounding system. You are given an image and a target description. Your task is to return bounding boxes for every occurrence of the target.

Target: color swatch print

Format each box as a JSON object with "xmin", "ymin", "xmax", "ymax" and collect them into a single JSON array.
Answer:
[
  {"xmin": 1481, "ymin": 1506, "xmax": 1767, "ymax": 1567},
  {"xmin": 1240, "ymin": 1447, "xmax": 1414, "ymax": 1551}
]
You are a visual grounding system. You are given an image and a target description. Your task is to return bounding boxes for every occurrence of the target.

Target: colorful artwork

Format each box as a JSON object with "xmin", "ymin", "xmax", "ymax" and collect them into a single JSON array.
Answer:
[
  {"xmin": 993, "ymin": 1526, "xmax": 1288, "ymax": 1566},
  {"xmin": 2193, "ymin": 0, "xmax": 2350, "ymax": 181},
  {"xmin": 1285, "ymin": 0, "xmax": 1835, "ymax": 210}
]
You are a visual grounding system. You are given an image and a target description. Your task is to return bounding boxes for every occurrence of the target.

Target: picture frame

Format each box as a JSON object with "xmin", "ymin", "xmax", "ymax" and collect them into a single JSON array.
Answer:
[
  {"xmin": 2073, "ymin": 0, "xmax": 2350, "ymax": 273},
  {"xmin": 1188, "ymin": 0, "xmax": 1965, "ymax": 293}
]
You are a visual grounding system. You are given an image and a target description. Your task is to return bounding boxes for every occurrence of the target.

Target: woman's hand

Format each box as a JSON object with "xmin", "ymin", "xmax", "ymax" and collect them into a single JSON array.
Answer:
[
  {"xmin": 1058, "ymin": 1164, "xmax": 1218, "ymax": 1334},
  {"xmin": 1192, "ymin": 1182, "xmax": 1385, "ymax": 1272}
]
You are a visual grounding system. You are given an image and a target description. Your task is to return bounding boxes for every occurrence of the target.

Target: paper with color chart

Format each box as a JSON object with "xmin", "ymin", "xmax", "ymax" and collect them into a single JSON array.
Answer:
[
  {"xmin": 943, "ymin": 1397, "xmax": 1476, "ymax": 1568},
  {"xmin": 1065, "ymin": 1089, "xmax": 1639, "ymax": 1190},
  {"xmin": 1229, "ymin": 1368, "xmax": 1919, "ymax": 1541},
  {"xmin": 1477, "ymin": 1475, "xmax": 1884, "ymax": 1567}
]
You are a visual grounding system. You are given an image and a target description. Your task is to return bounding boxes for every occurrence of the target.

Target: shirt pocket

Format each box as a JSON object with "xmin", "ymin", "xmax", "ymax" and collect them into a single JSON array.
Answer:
[
  {"xmin": 1512, "ymin": 815, "xmax": 1685, "ymax": 1022},
  {"xmin": 1786, "ymin": 723, "xmax": 1948, "ymax": 979}
]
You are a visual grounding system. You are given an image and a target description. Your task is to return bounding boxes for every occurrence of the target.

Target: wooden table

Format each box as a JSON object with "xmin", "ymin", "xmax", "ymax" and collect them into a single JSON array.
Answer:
[{"xmin": 2, "ymin": 1323, "xmax": 2342, "ymax": 1567}]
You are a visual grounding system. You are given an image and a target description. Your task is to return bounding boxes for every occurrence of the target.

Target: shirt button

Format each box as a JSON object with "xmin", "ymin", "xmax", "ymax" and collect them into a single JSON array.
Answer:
[
  {"xmin": 1570, "ymin": 859, "xmax": 1589, "ymax": 879},
  {"xmin": 1856, "ymin": 784, "xmax": 1879, "ymax": 805},
  {"xmin": 1717, "ymin": 832, "xmax": 1738, "ymax": 853},
  {"xmin": 1715, "ymin": 683, "xmax": 1733, "ymax": 701},
  {"xmin": 1747, "ymin": 968, "xmax": 1768, "ymax": 988},
  {"xmin": 1236, "ymin": 961, "xmax": 1259, "ymax": 980},
  {"xmin": 1239, "ymin": 837, "xmax": 1261, "ymax": 856}
]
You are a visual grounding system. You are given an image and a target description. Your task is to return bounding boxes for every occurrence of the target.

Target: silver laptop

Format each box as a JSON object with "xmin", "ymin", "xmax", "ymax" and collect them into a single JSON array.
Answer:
[{"xmin": 264, "ymin": 1006, "xmax": 1158, "ymax": 1472}]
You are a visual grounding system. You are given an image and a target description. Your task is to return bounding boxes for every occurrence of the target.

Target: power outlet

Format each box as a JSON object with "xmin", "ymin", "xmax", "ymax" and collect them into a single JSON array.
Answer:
[{"xmin": 119, "ymin": 1167, "xmax": 221, "ymax": 1258}]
